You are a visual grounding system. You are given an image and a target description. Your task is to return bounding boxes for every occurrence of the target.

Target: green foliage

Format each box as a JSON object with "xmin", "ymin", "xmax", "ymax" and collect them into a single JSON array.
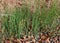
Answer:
[{"xmin": 1, "ymin": 0, "xmax": 60, "ymax": 38}]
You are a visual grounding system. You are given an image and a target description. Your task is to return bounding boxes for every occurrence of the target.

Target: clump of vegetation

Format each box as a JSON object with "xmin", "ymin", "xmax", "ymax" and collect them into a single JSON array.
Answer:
[{"xmin": 0, "ymin": 0, "xmax": 60, "ymax": 39}]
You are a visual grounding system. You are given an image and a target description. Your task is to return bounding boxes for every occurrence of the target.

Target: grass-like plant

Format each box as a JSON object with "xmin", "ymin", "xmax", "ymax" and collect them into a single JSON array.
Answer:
[{"xmin": 1, "ymin": 0, "xmax": 60, "ymax": 39}]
